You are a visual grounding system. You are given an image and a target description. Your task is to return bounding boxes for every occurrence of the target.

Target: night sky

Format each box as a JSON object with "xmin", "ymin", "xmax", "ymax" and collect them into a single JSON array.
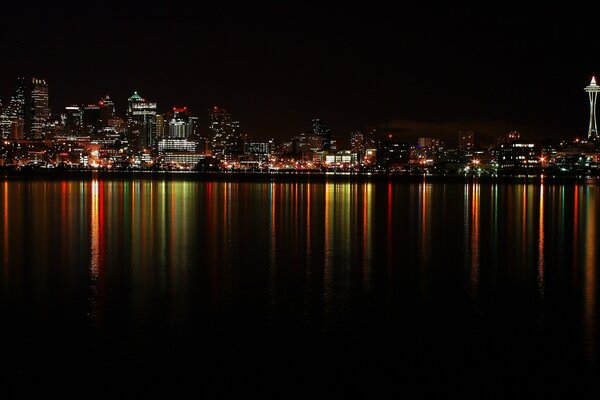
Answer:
[{"xmin": 2, "ymin": 2, "xmax": 600, "ymax": 143}]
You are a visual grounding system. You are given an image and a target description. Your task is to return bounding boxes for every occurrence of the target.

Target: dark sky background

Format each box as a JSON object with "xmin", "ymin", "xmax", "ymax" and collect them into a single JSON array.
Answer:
[{"xmin": 1, "ymin": 2, "xmax": 600, "ymax": 144}]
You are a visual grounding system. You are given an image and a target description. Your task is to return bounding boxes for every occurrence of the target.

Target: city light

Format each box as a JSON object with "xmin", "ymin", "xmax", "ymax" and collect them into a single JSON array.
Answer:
[{"xmin": 0, "ymin": 76, "xmax": 598, "ymax": 176}]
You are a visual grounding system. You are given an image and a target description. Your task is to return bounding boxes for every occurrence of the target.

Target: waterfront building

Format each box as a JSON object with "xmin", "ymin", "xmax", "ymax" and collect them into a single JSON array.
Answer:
[
  {"xmin": 127, "ymin": 91, "xmax": 157, "ymax": 150},
  {"xmin": 498, "ymin": 142, "xmax": 540, "ymax": 170},
  {"xmin": 64, "ymin": 106, "xmax": 83, "ymax": 135},
  {"xmin": 99, "ymin": 95, "xmax": 115, "ymax": 127},
  {"xmin": 28, "ymin": 78, "xmax": 50, "ymax": 139},
  {"xmin": 168, "ymin": 107, "xmax": 192, "ymax": 139}
]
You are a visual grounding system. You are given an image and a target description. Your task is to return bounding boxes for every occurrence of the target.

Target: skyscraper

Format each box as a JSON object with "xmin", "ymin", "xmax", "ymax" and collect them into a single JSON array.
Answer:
[
  {"xmin": 585, "ymin": 76, "xmax": 600, "ymax": 140},
  {"xmin": 83, "ymin": 104, "xmax": 102, "ymax": 135},
  {"xmin": 1, "ymin": 78, "xmax": 26, "ymax": 138},
  {"xmin": 155, "ymin": 114, "xmax": 167, "ymax": 140},
  {"xmin": 311, "ymin": 118, "xmax": 332, "ymax": 150},
  {"xmin": 64, "ymin": 106, "xmax": 83, "ymax": 135},
  {"xmin": 168, "ymin": 107, "xmax": 192, "ymax": 139},
  {"xmin": 127, "ymin": 91, "xmax": 157, "ymax": 150},
  {"xmin": 99, "ymin": 95, "xmax": 115, "ymax": 127},
  {"xmin": 6, "ymin": 77, "xmax": 26, "ymax": 121},
  {"xmin": 28, "ymin": 78, "xmax": 49, "ymax": 139},
  {"xmin": 208, "ymin": 106, "xmax": 233, "ymax": 158}
]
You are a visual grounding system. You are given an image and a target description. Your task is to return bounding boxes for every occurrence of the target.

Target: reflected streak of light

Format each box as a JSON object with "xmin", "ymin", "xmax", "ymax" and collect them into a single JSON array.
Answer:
[
  {"xmin": 573, "ymin": 186, "xmax": 579, "ymax": 274},
  {"xmin": 387, "ymin": 182, "xmax": 392, "ymax": 275},
  {"xmin": 89, "ymin": 179, "xmax": 101, "ymax": 326},
  {"xmin": 584, "ymin": 187, "xmax": 597, "ymax": 362},
  {"xmin": 521, "ymin": 185, "xmax": 527, "ymax": 268},
  {"xmin": 3, "ymin": 181, "xmax": 8, "ymax": 269},
  {"xmin": 306, "ymin": 184, "xmax": 311, "ymax": 257},
  {"xmin": 538, "ymin": 183, "xmax": 545, "ymax": 300},
  {"xmin": 362, "ymin": 183, "xmax": 372, "ymax": 290},
  {"xmin": 90, "ymin": 180, "xmax": 99, "ymax": 280},
  {"xmin": 420, "ymin": 181, "xmax": 430, "ymax": 263},
  {"xmin": 470, "ymin": 183, "xmax": 480, "ymax": 300},
  {"xmin": 269, "ymin": 183, "xmax": 276, "ymax": 262},
  {"xmin": 268, "ymin": 183, "xmax": 277, "ymax": 312},
  {"xmin": 463, "ymin": 183, "xmax": 470, "ymax": 279},
  {"xmin": 304, "ymin": 184, "xmax": 312, "ymax": 323},
  {"xmin": 324, "ymin": 183, "xmax": 333, "ymax": 324}
]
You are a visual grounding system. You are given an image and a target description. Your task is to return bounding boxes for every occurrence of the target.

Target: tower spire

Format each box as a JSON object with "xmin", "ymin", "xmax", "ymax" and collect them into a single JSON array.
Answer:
[{"xmin": 585, "ymin": 77, "xmax": 600, "ymax": 140}]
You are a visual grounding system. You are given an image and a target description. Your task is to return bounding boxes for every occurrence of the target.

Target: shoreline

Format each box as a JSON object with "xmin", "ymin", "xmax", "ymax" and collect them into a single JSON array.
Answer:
[{"xmin": 1, "ymin": 169, "xmax": 599, "ymax": 184}]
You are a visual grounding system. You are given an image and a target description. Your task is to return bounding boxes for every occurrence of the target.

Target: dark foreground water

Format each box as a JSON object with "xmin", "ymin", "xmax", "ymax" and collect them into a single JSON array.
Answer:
[{"xmin": 0, "ymin": 178, "xmax": 599, "ymax": 397}]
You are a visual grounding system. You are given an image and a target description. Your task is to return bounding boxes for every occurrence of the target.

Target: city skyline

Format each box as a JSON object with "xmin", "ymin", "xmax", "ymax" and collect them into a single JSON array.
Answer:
[
  {"xmin": 2, "ymin": 3, "xmax": 600, "ymax": 141},
  {"xmin": 1, "ymin": 74, "xmax": 600, "ymax": 144},
  {"xmin": 2, "ymin": 73, "xmax": 600, "ymax": 175}
]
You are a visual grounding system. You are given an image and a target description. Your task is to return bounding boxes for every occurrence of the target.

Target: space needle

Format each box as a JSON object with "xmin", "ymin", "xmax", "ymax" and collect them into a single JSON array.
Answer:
[{"xmin": 585, "ymin": 76, "xmax": 600, "ymax": 139}]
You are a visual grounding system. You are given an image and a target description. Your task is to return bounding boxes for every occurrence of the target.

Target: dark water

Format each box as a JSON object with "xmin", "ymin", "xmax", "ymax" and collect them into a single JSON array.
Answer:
[{"xmin": 0, "ymin": 178, "xmax": 599, "ymax": 397}]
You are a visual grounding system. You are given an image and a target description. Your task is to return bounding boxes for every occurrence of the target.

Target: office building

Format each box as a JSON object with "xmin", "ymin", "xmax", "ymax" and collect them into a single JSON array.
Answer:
[
  {"xmin": 168, "ymin": 107, "xmax": 192, "ymax": 139},
  {"xmin": 28, "ymin": 78, "xmax": 50, "ymax": 139},
  {"xmin": 99, "ymin": 95, "xmax": 115, "ymax": 127},
  {"xmin": 127, "ymin": 91, "xmax": 157, "ymax": 150},
  {"xmin": 64, "ymin": 106, "xmax": 83, "ymax": 135}
]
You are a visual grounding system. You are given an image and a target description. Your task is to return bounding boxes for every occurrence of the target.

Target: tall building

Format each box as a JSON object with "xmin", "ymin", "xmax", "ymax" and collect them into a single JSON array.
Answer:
[
  {"xmin": 6, "ymin": 77, "xmax": 26, "ymax": 121},
  {"xmin": 155, "ymin": 114, "xmax": 167, "ymax": 140},
  {"xmin": 585, "ymin": 76, "xmax": 600, "ymax": 140},
  {"xmin": 127, "ymin": 91, "xmax": 157, "ymax": 150},
  {"xmin": 99, "ymin": 95, "xmax": 115, "ymax": 127},
  {"xmin": 208, "ymin": 106, "xmax": 237, "ymax": 158},
  {"xmin": 458, "ymin": 130, "xmax": 475, "ymax": 151},
  {"xmin": 0, "ymin": 78, "xmax": 26, "ymax": 138},
  {"xmin": 312, "ymin": 118, "xmax": 332, "ymax": 150},
  {"xmin": 28, "ymin": 78, "xmax": 50, "ymax": 139},
  {"xmin": 350, "ymin": 131, "xmax": 365, "ymax": 152},
  {"xmin": 0, "ymin": 111, "xmax": 9, "ymax": 139},
  {"xmin": 228, "ymin": 120, "xmax": 243, "ymax": 156},
  {"xmin": 83, "ymin": 104, "xmax": 102, "ymax": 135},
  {"xmin": 168, "ymin": 107, "xmax": 192, "ymax": 139},
  {"xmin": 64, "ymin": 106, "xmax": 83, "ymax": 135}
]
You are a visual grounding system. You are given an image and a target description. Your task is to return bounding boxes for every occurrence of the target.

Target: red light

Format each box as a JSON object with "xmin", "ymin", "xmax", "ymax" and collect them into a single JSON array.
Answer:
[{"xmin": 99, "ymin": 101, "xmax": 104, "ymax": 106}]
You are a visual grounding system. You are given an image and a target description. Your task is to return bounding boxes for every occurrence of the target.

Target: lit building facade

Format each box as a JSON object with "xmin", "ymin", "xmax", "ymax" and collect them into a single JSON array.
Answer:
[
  {"xmin": 127, "ymin": 91, "xmax": 157, "ymax": 150},
  {"xmin": 208, "ymin": 106, "xmax": 241, "ymax": 158},
  {"xmin": 0, "ymin": 77, "xmax": 26, "ymax": 138},
  {"xmin": 28, "ymin": 78, "xmax": 50, "ymax": 139},
  {"xmin": 157, "ymin": 138, "xmax": 197, "ymax": 153},
  {"xmin": 498, "ymin": 142, "xmax": 540, "ymax": 170},
  {"xmin": 64, "ymin": 106, "xmax": 83, "ymax": 135},
  {"xmin": 99, "ymin": 95, "xmax": 115, "ymax": 127},
  {"xmin": 168, "ymin": 107, "xmax": 192, "ymax": 139}
]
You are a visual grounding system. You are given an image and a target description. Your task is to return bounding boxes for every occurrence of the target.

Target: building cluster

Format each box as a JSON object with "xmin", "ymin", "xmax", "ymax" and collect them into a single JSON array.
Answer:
[{"xmin": 1, "ymin": 76, "xmax": 600, "ymax": 175}]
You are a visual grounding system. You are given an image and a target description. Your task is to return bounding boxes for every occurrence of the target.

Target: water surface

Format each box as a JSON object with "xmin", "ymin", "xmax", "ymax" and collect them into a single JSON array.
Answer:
[{"xmin": 0, "ymin": 179, "xmax": 598, "ymax": 396}]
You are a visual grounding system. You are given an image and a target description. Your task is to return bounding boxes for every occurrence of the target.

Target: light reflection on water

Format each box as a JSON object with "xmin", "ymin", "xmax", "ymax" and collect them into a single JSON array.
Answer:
[{"xmin": 0, "ymin": 179, "xmax": 599, "ymax": 385}]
